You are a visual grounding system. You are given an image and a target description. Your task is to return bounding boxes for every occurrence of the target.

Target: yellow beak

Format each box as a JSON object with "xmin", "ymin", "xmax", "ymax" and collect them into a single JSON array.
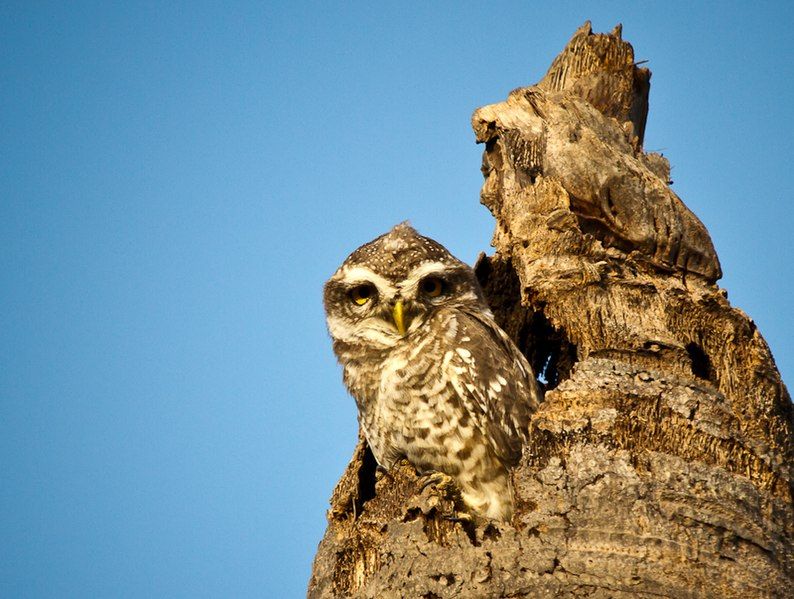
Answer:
[{"xmin": 392, "ymin": 300, "xmax": 407, "ymax": 336}]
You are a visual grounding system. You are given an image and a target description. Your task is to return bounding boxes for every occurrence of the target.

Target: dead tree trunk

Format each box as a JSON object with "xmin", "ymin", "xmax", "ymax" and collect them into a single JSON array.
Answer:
[{"xmin": 308, "ymin": 23, "xmax": 793, "ymax": 598}]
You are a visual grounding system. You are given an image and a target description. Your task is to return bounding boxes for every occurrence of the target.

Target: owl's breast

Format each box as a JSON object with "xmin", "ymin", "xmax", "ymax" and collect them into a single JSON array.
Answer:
[{"xmin": 358, "ymin": 330, "xmax": 458, "ymax": 468}]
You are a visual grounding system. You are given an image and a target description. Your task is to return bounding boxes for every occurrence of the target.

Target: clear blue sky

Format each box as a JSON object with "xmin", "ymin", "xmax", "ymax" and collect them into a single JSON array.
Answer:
[{"xmin": 2, "ymin": 2, "xmax": 792, "ymax": 597}]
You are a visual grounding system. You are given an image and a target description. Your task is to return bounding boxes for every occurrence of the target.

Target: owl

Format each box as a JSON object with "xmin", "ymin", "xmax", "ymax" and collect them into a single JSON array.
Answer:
[{"xmin": 323, "ymin": 223, "xmax": 540, "ymax": 521}]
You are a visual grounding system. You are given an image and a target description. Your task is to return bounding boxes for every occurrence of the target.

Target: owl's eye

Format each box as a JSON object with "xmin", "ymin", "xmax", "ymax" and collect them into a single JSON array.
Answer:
[
  {"xmin": 420, "ymin": 277, "xmax": 445, "ymax": 298},
  {"xmin": 349, "ymin": 284, "xmax": 375, "ymax": 306}
]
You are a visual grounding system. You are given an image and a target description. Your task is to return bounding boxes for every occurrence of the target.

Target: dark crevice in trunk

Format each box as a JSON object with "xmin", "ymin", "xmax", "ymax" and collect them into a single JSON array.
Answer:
[
  {"xmin": 521, "ymin": 311, "xmax": 578, "ymax": 392},
  {"xmin": 686, "ymin": 342, "xmax": 717, "ymax": 385},
  {"xmin": 356, "ymin": 444, "xmax": 378, "ymax": 514}
]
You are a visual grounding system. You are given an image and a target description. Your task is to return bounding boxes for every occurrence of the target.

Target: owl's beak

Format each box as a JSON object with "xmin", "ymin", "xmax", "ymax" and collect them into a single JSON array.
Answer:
[{"xmin": 392, "ymin": 300, "xmax": 407, "ymax": 336}]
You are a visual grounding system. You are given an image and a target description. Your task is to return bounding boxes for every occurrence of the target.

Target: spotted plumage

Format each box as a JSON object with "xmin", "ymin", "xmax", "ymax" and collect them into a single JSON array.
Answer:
[{"xmin": 323, "ymin": 223, "xmax": 540, "ymax": 520}]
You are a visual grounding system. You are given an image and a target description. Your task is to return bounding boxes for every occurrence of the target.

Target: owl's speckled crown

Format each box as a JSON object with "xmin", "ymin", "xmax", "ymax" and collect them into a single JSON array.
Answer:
[{"xmin": 339, "ymin": 222, "xmax": 463, "ymax": 281}]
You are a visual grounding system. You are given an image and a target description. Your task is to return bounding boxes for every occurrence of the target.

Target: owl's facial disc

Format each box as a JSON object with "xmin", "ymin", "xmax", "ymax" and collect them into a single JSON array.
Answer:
[{"xmin": 324, "ymin": 255, "xmax": 486, "ymax": 349}]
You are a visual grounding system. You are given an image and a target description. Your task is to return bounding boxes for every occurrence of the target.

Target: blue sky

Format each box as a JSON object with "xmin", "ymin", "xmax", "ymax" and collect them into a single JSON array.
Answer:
[{"xmin": 2, "ymin": 2, "xmax": 792, "ymax": 597}]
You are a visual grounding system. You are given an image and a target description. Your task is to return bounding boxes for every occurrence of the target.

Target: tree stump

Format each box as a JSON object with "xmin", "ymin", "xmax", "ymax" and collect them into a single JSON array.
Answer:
[{"xmin": 308, "ymin": 22, "xmax": 793, "ymax": 598}]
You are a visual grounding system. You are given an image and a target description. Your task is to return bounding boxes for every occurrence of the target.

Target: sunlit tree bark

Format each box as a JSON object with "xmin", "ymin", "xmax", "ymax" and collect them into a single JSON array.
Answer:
[{"xmin": 308, "ymin": 23, "xmax": 792, "ymax": 598}]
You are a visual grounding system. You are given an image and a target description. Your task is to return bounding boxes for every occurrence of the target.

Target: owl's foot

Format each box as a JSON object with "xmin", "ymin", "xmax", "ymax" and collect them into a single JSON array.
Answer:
[
  {"xmin": 417, "ymin": 471, "xmax": 470, "ymax": 517},
  {"xmin": 415, "ymin": 472, "xmax": 483, "ymax": 533},
  {"xmin": 374, "ymin": 465, "xmax": 393, "ymax": 483},
  {"xmin": 419, "ymin": 471, "xmax": 457, "ymax": 495}
]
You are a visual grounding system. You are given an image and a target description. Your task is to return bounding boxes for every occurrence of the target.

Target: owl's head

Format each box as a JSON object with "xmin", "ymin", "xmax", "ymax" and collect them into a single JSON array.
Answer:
[{"xmin": 323, "ymin": 223, "xmax": 489, "ymax": 350}]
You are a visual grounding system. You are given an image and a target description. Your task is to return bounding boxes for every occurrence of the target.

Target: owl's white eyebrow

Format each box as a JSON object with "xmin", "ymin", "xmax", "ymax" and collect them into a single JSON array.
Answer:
[
  {"xmin": 401, "ymin": 262, "xmax": 454, "ymax": 290},
  {"xmin": 336, "ymin": 266, "xmax": 397, "ymax": 296}
]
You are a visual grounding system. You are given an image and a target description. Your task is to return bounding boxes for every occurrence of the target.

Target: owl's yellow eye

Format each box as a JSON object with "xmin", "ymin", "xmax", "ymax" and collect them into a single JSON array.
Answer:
[
  {"xmin": 420, "ymin": 277, "xmax": 444, "ymax": 298},
  {"xmin": 350, "ymin": 284, "xmax": 375, "ymax": 306}
]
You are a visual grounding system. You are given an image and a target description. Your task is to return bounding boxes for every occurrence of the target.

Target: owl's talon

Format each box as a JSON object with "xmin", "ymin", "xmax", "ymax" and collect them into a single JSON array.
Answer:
[
  {"xmin": 419, "ymin": 471, "xmax": 457, "ymax": 494},
  {"xmin": 375, "ymin": 466, "xmax": 393, "ymax": 483},
  {"xmin": 418, "ymin": 471, "xmax": 466, "ymax": 512}
]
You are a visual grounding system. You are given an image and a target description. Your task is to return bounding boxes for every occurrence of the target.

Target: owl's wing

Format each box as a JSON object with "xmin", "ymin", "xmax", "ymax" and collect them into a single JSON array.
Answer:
[{"xmin": 446, "ymin": 310, "xmax": 541, "ymax": 465}]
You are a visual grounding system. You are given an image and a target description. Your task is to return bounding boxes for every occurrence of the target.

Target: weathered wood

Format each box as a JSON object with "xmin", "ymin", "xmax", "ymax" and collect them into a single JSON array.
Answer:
[{"xmin": 309, "ymin": 23, "xmax": 792, "ymax": 598}]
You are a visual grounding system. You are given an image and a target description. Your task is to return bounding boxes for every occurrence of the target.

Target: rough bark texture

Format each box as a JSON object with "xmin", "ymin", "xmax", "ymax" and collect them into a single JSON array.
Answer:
[{"xmin": 309, "ymin": 22, "xmax": 793, "ymax": 598}]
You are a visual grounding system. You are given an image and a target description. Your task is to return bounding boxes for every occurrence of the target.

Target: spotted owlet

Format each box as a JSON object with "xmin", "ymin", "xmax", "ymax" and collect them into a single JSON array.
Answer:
[{"xmin": 323, "ymin": 223, "xmax": 540, "ymax": 521}]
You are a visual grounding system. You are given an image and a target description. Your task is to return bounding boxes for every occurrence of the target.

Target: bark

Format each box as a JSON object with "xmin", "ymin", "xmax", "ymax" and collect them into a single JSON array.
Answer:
[{"xmin": 309, "ymin": 22, "xmax": 793, "ymax": 598}]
